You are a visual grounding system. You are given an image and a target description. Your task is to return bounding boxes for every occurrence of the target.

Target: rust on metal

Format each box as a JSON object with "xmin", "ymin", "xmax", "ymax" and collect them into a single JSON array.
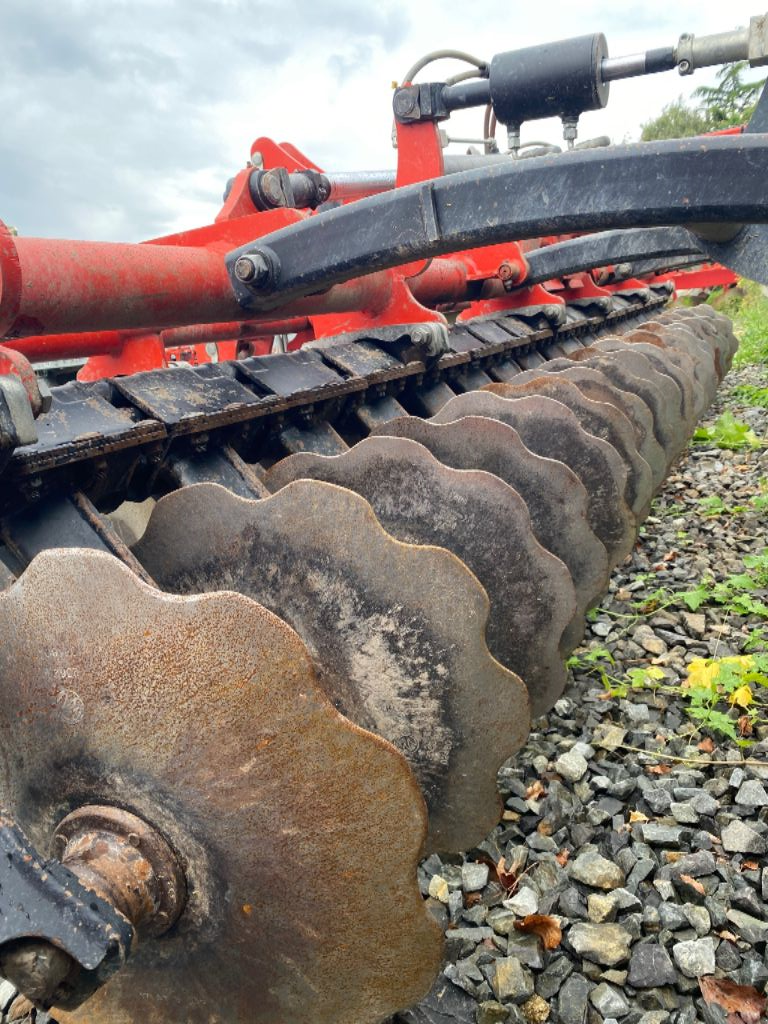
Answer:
[
  {"xmin": 0, "ymin": 549, "xmax": 441, "ymax": 1024},
  {"xmin": 369, "ymin": 413, "xmax": 609, "ymax": 655},
  {"xmin": 134, "ymin": 480, "xmax": 530, "ymax": 852},
  {"xmin": 265, "ymin": 438, "xmax": 575, "ymax": 717}
]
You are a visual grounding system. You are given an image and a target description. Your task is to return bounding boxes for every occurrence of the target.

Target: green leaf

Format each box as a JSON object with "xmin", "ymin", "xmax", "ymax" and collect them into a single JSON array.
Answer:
[
  {"xmin": 677, "ymin": 585, "xmax": 709, "ymax": 611},
  {"xmin": 692, "ymin": 411, "xmax": 763, "ymax": 451}
]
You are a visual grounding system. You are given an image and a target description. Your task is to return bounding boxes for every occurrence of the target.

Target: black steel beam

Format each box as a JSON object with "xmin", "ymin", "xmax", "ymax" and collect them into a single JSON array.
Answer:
[
  {"xmin": 521, "ymin": 227, "xmax": 703, "ymax": 285},
  {"xmin": 226, "ymin": 135, "xmax": 768, "ymax": 307}
]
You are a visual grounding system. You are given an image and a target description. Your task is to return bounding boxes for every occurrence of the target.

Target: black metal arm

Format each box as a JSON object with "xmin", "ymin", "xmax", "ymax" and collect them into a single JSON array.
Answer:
[{"xmin": 226, "ymin": 135, "xmax": 768, "ymax": 308}]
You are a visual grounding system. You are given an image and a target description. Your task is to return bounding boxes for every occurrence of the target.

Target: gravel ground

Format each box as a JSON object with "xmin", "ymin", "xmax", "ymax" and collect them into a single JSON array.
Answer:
[{"xmin": 397, "ymin": 363, "xmax": 768, "ymax": 1024}]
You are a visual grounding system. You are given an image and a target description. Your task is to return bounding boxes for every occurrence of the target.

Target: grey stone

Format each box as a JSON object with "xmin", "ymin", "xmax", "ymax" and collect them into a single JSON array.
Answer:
[
  {"xmin": 505, "ymin": 934, "xmax": 545, "ymax": 971},
  {"xmin": 690, "ymin": 792, "xmax": 718, "ymax": 817},
  {"xmin": 398, "ymin": 977, "xmax": 477, "ymax": 1024},
  {"xmin": 448, "ymin": 927, "xmax": 495, "ymax": 945},
  {"xmin": 658, "ymin": 904, "xmax": 688, "ymax": 932},
  {"xmin": 716, "ymin": 939, "xmax": 743, "ymax": 972},
  {"xmin": 682, "ymin": 612, "xmax": 706, "ymax": 637},
  {"xmin": 612, "ymin": 888, "xmax": 642, "ymax": 911},
  {"xmin": 682, "ymin": 905, "xmax": 710, "ymax": 936},
  {"xmin": 671, "ymin": 937, "xmax": 716, "ymax": 978},
  {"xmin": 644, "ymin": 789, "xmax": 673, "ymax": 814},
  {"xmin": 489, "ymin": 909, "xmax": 519, "ymax": 937},
  {"xmin": 568, "ymin": 923, "xmax": 632, "ymax": 966},
  {"xmin": 670, "ymin": 802, "xmax": 699, "ymax": 824},
  {"xmin": 557, "ymin": 975, "xmax": 591, "ymax": 1024},
  {"xmin": 721, "ymin": 820, "xmax": 767, "ymax": 855},
  {"xmin": 627, "ymin": 944, "xmax": 678, "ymax": 988},
  {"xmin": 641, "ymin": 824, "xmax": 685, "ymax": 846},
  {"xmin": 726, "ymin": 909, "xmax": 768, "ymax": 944},
  {"xmin": 490, "ymin": 958, "xmax": 534, "ymax": 1004},
  {"xmin": 623, "ymin": 702, "xmax": 651, "ymax": 724},
  {"xmin": 569, "ymin": 850, "xmax": 625, "ymax": 891},
  {"xmin": 504, "ymin": 888, "xmax": 538, "ymax": 917},
  {"xmin": 463, "ymin": 862, "xmax": 491, "ymax": 893},
  {"xmin": 589, "ymin": 982, "xmax": 630, "ymax": 1019},
  {"xmin": 592, "ymin": 724, "xmax": 627, "ymax": 751},
  {"xmin": 555, "ymin": 749, "xmax": 589, "ymax": 783},
  {"xmin": 669, "ymin": 851, "xmax": 716, "ymax": 878},
  {"xmin": 536, "ymin": 955, "xmax": 573, "ymax": 999},
  {"xmin": 587, "ymin": 892, "xmax": 618, "ymax": 923},
  {"xmin": 633, "ymin": 625, "xmax": 667, "ymax": 655},
  {"xmin": 735, "ymin": 779, "xmax": 768, "ymax": 807},
  {"xmin": 730, "ymin": 768, "xmax": 746, "ymax": 789}
]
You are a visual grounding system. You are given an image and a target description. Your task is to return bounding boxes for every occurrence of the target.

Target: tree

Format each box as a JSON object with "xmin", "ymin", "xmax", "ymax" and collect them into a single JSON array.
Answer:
[
  {"xmin": 693, "ymin": 61, "xmax": 766, "ymax": 129},
  {"xmin": 640, "ymin": 97, "xmax": 709, "ymax": 141},
  {"xmin": 640, "ymin": 62, "xmax": 766, "ymax": 141}
]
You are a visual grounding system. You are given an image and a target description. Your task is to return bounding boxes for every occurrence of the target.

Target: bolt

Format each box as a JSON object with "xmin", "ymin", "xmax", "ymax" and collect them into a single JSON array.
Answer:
[
  {"xmin": 393, "ymin": 88, "xmax": 417, "ymax": 117},
  {"xmin": 233, "ymin": 253, "xmax": 270, "ymax": 285},
  {"xmin": 678, "ymin": 59, "xmax": 691, "ymax": 74},
  {"xmin": 497, "ymin": 260, "xmax": 520, "ymax": 283}
]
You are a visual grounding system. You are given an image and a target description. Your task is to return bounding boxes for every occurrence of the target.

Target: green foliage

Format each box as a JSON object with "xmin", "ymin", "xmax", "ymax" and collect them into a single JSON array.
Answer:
[
  {"xmin": 682, "ymin": 654, "xmax": 768, "ymax": 744},
  {"xmin": 693, "ymin": 62, "xmax": 766, "ymax": 129},
  {"xmin": 640, "ymin": 97, "xmax": 709, "ymax": 141},
  {"xmin": 692, "ymin": 411, "xmax": 762, "ymax": 450},
  {"xmin": 732, "ymin": 384, "xmax": 768, "ymax": 408},
  {"xmin": 641, "ymin": 63, "xmax": 766, "ymax": 141},
  {"xmin": 695, "ymin": 492, "xmax": 767, "ymax": 518},
  {"xmin": 707, "ymin": 279, "xmax": 768, "ymax": 367},
  {"xmin": 675, "ymin": 551, "xmax": 768, "ymax": 621}
]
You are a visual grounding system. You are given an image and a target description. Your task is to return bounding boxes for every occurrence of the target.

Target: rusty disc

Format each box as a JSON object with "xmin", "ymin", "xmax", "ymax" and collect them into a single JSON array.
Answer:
[
  {"xmin": 589, "ymin": 338, "xmax": 696, "ymax": 431},
  {"xmin": 565, "ymin": 348, "xmax": 686, "ymax": 459},
  {"xmin": 369, "ymin": 414, "xmax": 608, "ymax": 654},
  {"xmin": 481, "ymin": 377, "xmax": 653, "ymax": 520},
  {"xmin": 631, "ymin": 322, "xmax": 718, "ymax": 410},
  {"xmin": 134, "ymin": 480, "xmax": 530, "ymax": 853},
  {"xmin": 266, "ymin": 439, "xmax": 575, "ymax": 718},
  {"xmin": 0, "ymin": 550, "xmax": 441, "ymax": 1024},
  {"xmin": 428, "ymin": 392, "xmax": 636, "ymax": 567},
  {"xmin": 536, "ymin": 360, "xmax": 668, "ymax": 490}
]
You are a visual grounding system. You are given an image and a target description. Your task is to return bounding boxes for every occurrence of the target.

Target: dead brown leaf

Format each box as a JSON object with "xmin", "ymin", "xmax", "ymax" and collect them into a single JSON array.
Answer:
[
  {"xmin": 496, "ymin": 856, "xmax": 519, "ymax": 892},
  {"xmin": 699, "ymin": 975, "xmax": 766, "ymax": 1024},
  {"xmin": 742, "ymin": 861, "xmax": 759, "ymax": 872},
  {"xmin": 679, "ymin": 873, "xmax": 705, "ymax": 895},
  {"xmin": 537, "ymin": 820, "xmax": 553, "ymax": 837},
  {"xmin": 738, "ymin": 715, "xmax": 753, "ymax": 738},
  {"xmin": 629, "ymin": 810, "xmax": 650, "ymax": 823},
  {"xmin": 555, "ymin": 849, "xmax": 570, "ymax": 867},
  {"xmin": 464, "ymin": 891, "xmax": 482, "ymax": 908},
  {"xmin": 646, "ymin": 763, "xmax": 672, "ymax": 775},
  {"xmin": 717, "ymin": 930, "xmax": 739, "ymax": 943},
  {"xmin": 525, "ymin": 779, "xmax": 546, "ymax": 801},
  {"xmin": 514, "ymin": 914, "xmax": 562, "ymax": 950},
  {"xmin": 698, "ymin": 736, "xmax": 715, "ymax": 753}
]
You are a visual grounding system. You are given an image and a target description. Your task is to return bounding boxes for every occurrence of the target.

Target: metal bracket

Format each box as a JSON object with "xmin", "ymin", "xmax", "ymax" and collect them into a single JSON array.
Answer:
[{"xmin": 0, "ymin": 811, "xmax": 132, "ymax": 1011}]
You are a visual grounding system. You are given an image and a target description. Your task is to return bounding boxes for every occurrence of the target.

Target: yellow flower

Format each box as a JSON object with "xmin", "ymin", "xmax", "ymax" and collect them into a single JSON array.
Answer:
[
  {"xmin": 684, "ymin": 658, "xmax": 720, "ymax": 691},
  {"xmin": 684, "ymin": 655, "xmax": 755, "ymax": 693},
  {"xmin": 728, "ymin": 685, "xmax": 754, "ymax": 709}
]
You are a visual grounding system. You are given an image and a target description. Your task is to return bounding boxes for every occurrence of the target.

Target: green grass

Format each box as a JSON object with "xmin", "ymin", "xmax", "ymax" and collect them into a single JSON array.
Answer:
[{"xmin": 706, "ymin": 279, "xmax": 768, "ymax": 366}]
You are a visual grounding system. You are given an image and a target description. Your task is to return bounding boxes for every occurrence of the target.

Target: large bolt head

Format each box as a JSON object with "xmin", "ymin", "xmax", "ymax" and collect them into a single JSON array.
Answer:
[{"xmin": 234, "ymin": 253, "xmax": 269, "ymax": 285}]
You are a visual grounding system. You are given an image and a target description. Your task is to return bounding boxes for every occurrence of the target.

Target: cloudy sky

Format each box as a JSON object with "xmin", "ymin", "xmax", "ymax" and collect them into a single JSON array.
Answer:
[{"xmin": 2, "ymin": 0, "xmax": 764, "ymax": 242}]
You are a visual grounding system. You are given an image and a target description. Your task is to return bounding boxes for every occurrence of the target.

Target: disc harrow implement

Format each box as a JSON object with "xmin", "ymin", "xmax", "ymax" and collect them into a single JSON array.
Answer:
[{"xmin": 0, "ymin": 9, "xmax": 763, "ymax": 1022}]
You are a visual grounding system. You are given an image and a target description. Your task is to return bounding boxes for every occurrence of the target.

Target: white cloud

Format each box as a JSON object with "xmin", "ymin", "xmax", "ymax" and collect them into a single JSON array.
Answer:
[{"xmin": 1, "ymin": 0, "xmax": 763, "ymax": 240}]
